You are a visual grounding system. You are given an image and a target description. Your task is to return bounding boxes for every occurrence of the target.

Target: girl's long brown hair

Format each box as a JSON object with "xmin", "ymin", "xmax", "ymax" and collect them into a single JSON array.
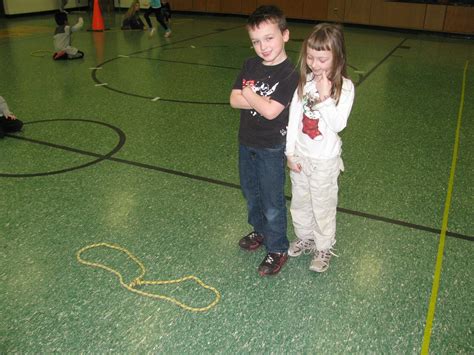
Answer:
[
  {"xmin": 125, "ymin": 0, "xmax": 140, "ymax": 19},
  {"xmin": 297, "ymin": 23, "xmax": 347, "ymax": 104}
]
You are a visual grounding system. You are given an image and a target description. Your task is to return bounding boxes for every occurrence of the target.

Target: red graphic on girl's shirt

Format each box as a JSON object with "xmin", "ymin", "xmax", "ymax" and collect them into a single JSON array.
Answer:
[{"xmin": 302, "ymin": 114, "xmax": 321, "ymax": 139}]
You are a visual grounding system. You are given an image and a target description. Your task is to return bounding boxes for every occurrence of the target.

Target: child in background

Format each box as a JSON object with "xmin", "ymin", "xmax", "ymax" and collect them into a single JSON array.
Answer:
[
  {"xmin": 59, "ymin": 0, "xmax": 68, "ymax": 13},
  {"xmin": 161, "ymin": 1, "xmax": 171, "ymax": 24},
  {"xmin": 286, "ymin": 23, "xmax": 355, "ymax": 272},
  {"xmin": 53, "ymin": 12, "xmax": 84, "ymax": 60},
  {"xmin": 122, "ymin": 0, "xmax": 145, "ymax": 30},
  {"xmin": 230, "ymin": 5, "xmax": 298, "ymax": 276},
  {"xmin": 0, "ymin": 96, "xmax": 23, "ymax": 139},
  {"xmin": 144, "ymin": 0, "xmax": 171, "ymax": 37}
]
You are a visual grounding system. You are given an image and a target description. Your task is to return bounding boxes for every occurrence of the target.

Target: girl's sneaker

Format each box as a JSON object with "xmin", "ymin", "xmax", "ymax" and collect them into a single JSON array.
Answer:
[
  {"xmin": 310, "ymin": 249, "xmax": 336, "ymax": 272},
  {"xmin": 288, "ymin": 238, "xmax": 315, "ymax": 257}
]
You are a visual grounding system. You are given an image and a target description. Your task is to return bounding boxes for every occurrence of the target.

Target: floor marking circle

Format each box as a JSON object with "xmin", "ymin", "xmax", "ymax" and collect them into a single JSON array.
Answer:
[{"xmin": 0, "ymin": 118, "xmax": 126, "ymax": 178}]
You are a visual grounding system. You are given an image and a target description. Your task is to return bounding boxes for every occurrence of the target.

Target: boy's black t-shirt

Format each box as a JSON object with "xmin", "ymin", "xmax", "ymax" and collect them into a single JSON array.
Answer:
[{"xmin": 233, "ymin": 56, "xmax": 298, "ymax": 148}]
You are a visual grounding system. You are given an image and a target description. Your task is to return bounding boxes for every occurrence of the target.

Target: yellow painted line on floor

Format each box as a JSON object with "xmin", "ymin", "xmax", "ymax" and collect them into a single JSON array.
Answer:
[{"xmin": 421, "ymin": 60, "xmax": 469, "ymax": 355}]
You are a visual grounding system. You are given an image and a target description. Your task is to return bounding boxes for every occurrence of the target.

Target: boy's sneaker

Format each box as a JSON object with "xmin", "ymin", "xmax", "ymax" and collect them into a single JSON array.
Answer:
[
  {"xmin": 258, "ymin": 252, "xmax": 288, "ymax": 276},
  {"xmin": 149, "ymin": 28, "xmax": 156, "ymax": 36},
  {"xmin": 164, "ymin": 29, "xmax": 172, "ymax": 38},
  {"xmin": 310, "ymin": 249, "xmax": 336, "ymax": 273},
  {"xmin": 238, "ymin": 231, "xmax": 264, "ymax": 251},
  {"xmin": 288, "ymin": 238, "xmax": 315, "ymax": 257}
]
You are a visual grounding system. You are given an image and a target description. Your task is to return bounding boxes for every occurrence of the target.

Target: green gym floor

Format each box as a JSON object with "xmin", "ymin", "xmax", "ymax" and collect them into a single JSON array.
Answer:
[{"xmin": 1, "ymin": 9, "xmax": 473, "ymax": 354}]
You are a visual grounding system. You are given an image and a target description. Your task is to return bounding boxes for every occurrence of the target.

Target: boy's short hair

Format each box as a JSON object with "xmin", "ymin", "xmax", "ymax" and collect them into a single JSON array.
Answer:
[
  {"xmin": 247, "ymin": 5, "xmax": 287, "ymax": 32},
  {"xmin": 55, "ymin": 11, "xmax": 68, "ymax": 26}
]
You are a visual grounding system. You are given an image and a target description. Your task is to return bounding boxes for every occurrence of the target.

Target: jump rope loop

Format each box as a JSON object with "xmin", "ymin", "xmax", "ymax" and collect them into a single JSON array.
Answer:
[
  {"xmin": 30, "ymin": 50, "xmax": 54, "ymax": 57},
  {"xmin": 76, "ymin": 242, "xmax": 220, "ymax": 312}
]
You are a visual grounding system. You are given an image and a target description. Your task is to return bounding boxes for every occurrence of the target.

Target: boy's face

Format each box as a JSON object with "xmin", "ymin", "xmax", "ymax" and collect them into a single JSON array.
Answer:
[{"xmin": 248, "ymin": 20, "xmax": 289, "ymax": 66}]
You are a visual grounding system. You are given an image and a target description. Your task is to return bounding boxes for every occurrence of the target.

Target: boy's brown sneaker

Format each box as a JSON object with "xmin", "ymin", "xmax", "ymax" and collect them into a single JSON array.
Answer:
[
  {"xmin": 238, "ymin": 231, "xmax": 264, "ymax": 251},
  {"xmin": 258, "ymin": 252, "xmax": 288, "ymax": 276}
]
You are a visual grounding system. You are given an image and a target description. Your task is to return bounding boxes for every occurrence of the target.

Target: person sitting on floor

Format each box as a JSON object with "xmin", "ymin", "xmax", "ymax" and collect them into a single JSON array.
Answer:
[
  {"xmin": 53, "ymin": 12, "xmax": 84, "ymax": 60},
  {"xmin": 122, "ymin": 0, "xmax": 145, "ymax": 30},
  {"xmin": 0, "ymin": 96, "xmax": 23, "ymax": 139}
]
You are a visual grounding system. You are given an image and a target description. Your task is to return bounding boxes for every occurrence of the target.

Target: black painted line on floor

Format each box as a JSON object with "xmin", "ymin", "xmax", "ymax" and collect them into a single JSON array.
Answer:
[
  {"xmin": 336, "ymin": 207, "xmax": 473, "ymax": 242},
  {"xmin": 356, "ymin": 38, "xmax": 408, "ymax": 87},
  {"xmin": 110, "ymin": 156, "xmax": 242, "ymax": 190},
  {"xmin": 1, "ymin": 120, "xmax": 126, "ymax": 177},
  {"xmin": 4, "ymin": 134, "xmax": 473, "ymax": 242}
]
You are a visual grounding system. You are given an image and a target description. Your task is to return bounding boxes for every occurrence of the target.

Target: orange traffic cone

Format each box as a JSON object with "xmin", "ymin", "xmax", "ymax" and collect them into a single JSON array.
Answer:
[{"xmin": 91, "ymin": 0, "xmax": 105, "ymax": 31}]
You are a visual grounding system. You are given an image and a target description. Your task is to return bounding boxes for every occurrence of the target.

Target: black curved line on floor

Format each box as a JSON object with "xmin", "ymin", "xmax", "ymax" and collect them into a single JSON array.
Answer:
[
  {"xmin": 0, "ymin": 119, "xmax": 126, "ymax": 177},
  {"xmin": 91, "ymin": 25, "xmax": 243, "ymax": 105}
]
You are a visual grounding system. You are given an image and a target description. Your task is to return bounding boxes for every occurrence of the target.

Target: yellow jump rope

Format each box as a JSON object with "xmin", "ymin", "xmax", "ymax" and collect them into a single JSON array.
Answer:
[
  {"xmin": 30, "ymin": 50, "xmax": 54, "ymax": 57},
  {"xmin": 76, "ymin": 242, "xmax": 221, "ymax": 312}
]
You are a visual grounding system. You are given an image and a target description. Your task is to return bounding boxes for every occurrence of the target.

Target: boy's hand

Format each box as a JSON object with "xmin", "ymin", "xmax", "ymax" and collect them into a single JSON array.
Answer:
[
  {"xmin": 6, "ymin": 114, "xmax": 17, "ymax": 120},
  {"xmin": 241, "ymin": 84, "xmax": 255, "ymax": 100},
  {"xmin": 242, "ymin": 82, "xmax": 254, "ymax": 92},
  {"xmin": 287, "ymin": 156, "xmax": 302, "ymax": 173}
]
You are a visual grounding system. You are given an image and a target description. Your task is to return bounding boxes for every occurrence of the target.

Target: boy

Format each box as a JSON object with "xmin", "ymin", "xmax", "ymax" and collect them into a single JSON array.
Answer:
[
  {"xmin": 53, "ymin": 12, "xmax": 84, "ymax": 60},
  {"xmin": 230, "ymin": 5, "xmax": 298, "ymax": 276},
  {"xmin": 0, "ymin": 96, "xmax": 23, "ymax": 139}
]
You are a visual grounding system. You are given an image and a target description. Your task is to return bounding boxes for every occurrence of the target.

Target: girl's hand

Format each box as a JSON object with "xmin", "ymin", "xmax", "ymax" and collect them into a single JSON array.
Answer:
[
  {"xmin": 316, "ymin": 70, "xmax": 332, "ymax": 101},
  {"xmin": 287, "ymin": 156, "xmax": 302, "ymax": 173}
]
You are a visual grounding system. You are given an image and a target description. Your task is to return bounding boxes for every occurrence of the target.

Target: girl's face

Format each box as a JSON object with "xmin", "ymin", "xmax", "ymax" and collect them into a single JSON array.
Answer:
[
  {"xmin": 306, "ymin": 46, "xmax": 333, "ymax": 78},
  {"xmin": 134, "ymin": 2, "xmax": 140, "ymax": 9}
]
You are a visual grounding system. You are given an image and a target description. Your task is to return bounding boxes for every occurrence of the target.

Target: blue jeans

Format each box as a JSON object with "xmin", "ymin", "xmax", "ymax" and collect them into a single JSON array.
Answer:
[{"xmin": 239, "ymin": 144, "xmax": 289, "ymax": 253}]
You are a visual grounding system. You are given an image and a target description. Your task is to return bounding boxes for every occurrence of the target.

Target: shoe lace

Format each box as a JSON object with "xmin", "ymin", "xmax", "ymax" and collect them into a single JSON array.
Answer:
[
  {"xmin": 264, "ymin": 254, "xmax": 274, "ymax": 264},
  {"xmin": 249, "ymin": 232, "xmax": 261, "ymax": 241},
  {"xmin": 316, "ymin": 248, "xmax": 338, "ymax": 262},
  {"xmin": 296, "ymin": 239, "xmax": 316, "ymax": 254}
]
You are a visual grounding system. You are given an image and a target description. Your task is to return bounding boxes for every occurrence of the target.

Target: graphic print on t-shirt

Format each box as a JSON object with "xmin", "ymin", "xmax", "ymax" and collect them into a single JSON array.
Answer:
[
  {"xmin": 242, "ymin": 79, "xmax": 280, "ymax": 117},
  {"xmin": 302, "ymin": 91, "xmax": 323, "ymax": 140}
]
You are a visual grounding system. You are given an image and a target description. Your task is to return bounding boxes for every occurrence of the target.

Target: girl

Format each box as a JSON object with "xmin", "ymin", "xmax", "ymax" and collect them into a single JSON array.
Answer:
[
  {"xmin": 144, "ymin": 0, "xmax": 171, "ymax": 37},
  {"xmin": 122, "ymin": 0, "xmax": 145, "ymax": 30},
  {"xmin": 285, "ymin": 23, "xmax": 355, "ymax": 272}
]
